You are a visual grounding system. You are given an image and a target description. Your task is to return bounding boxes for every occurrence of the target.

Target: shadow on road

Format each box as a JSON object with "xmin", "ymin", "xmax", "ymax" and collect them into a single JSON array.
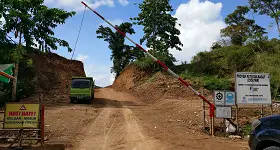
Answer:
[{"xmin": 0, "ymin": 144, "xmax": 65, "ymax": 150}]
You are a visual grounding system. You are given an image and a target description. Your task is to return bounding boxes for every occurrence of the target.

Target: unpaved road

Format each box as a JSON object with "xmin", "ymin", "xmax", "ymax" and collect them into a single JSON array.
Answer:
[{"xmin": 44, "ymin": 88, "xmax": 249, "ymax": 150}]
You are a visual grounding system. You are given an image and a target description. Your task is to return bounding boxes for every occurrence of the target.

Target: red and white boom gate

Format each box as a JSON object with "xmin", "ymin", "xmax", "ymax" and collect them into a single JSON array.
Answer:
[{"xmin": 81, "ymin": 1, "xmax": 236, "ymax": 135}]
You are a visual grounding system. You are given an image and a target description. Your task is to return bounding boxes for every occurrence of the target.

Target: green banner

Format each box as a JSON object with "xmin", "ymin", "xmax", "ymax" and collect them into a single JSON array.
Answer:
[{"xmin": 0, "ymin": 64, "xmax": 14, "ymax": 83}]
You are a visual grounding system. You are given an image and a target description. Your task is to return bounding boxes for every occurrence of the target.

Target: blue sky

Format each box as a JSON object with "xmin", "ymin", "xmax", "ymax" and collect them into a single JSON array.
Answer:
[{"xmin": 42, "ymin": 0, "xmax": 279, "ymax": 87}]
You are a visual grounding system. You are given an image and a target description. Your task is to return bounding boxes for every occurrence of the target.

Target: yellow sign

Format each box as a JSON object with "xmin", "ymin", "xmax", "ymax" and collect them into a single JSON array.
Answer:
[{"xmin": 4, "ymin": 104, "xmax": 40, "ymax": 129}]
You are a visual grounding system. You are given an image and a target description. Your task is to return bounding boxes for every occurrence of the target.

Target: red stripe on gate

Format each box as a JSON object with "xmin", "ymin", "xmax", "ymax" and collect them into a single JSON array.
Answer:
[
  {"xmin": 198, "ymin": 94, "xmax": 212, "ymax": 106},
  {"xmin": 178, "ymin": 77, "xmax": 190, "ymax": 87},
  {"xmin": 93, "ymin": 11, "xmax": 105, "ymax": 20},
  {"xmin": 157, "ymin": 60, "xmax": 168, "ymax": 71},
  {"xmin": 136, "ymin": 44, "xmax": 147, "ymax": 52},
  {"xmin": 114, "ymin": 27, "xmax": 126, "ymax": 37},
  {"xmin": 81, "ymin": 1, "xmax": 88, "ymax": 7}
]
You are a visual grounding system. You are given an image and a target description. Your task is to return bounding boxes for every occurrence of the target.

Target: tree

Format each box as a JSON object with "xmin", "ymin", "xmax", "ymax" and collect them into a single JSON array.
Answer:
[
  {"xmin": 221, "ymin": 6, "xmax": 266, "ymax": 45},
  {"xmin": 131, "ymin": 0, "xmax": 182, "ymax": 62},
  {"xmin": 96, "ymin": 22, "xmax": 144, "ymax": 78},
  {"xmin": 2, "ymin": 0, "xmax": 75, "ymax": 101},
  {"xmin": 249, "ymin": 0, "xmax": 280, "ymax": 36}
]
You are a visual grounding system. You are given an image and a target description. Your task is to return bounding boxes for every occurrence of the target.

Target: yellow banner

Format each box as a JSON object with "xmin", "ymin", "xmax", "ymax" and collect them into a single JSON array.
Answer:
[{"xmin": 4, "ymin": 104, "xmax": 40, "ymax": 129}]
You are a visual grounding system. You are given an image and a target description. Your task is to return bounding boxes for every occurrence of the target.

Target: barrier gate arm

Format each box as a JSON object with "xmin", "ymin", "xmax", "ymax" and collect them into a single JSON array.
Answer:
[
  {"xmin": 0, "ymin": 71, "xmax": 16, "ymax": 80},
  {"xmin": 81, "ymin": 1, "xmax": 223, "ymax": 120}
]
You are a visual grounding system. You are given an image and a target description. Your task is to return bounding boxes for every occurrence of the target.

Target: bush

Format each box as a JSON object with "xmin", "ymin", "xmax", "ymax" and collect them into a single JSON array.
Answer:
[
  {"xmin": 202, "ymin": 76, "xmax": 231, "ymax": 91},
  {"xmin": 180, "ymin": 71, "xmax": 231, "ymax": 91},
  {"xmin": 133, "ymin": 54, "xmax": 175, "ymax": 73}
]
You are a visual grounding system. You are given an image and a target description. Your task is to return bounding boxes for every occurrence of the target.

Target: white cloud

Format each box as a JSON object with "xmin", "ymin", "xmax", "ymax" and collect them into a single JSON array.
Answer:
[
  {"xmin": 118, "ymin": 0, "xmax": 129, "ymax": 6},
  {"xmin": 44, "ymin": 0, "xmax": 115, "ymax": 12},
  {"xmin": 98, "ymin": 19, "xmax": 123, "ymax": 27},
  {"xmin": 76, "ymin": 54, "xmax": 89, "ymax": 62},
  {"xmin": 170, "ymin": 0, "xmax": 226, "ymax": 64},
  {"xmin": 44, "ymin": 0, "xmax": 129, "ymax": 12},
  {"xmin": 84, "ymin": 63, "xmax": 114, "ymax": 87}
]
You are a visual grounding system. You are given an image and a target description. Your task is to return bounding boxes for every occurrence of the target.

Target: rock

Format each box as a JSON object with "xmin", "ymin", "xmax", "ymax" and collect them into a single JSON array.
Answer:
[
  {"xmin": 7, "ymin": 138, "xmax": 15, "ymax": 143},
  {"xmin": 228, "ymin": 135, "xmax": 242, "ymax": 139},
  {"xmin": 44, "ymin": 136, "xmax": 49, "ymax": 141}
]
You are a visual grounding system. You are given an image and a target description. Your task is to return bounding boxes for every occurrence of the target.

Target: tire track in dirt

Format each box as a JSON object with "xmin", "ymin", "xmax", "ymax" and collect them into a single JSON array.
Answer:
[{"xmin": 69, "ymin": 88, "xmax": 164, "ymax": 150}]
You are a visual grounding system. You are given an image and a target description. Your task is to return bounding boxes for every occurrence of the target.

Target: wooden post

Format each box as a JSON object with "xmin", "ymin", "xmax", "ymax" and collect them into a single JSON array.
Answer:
[
  {"xmin": 211, "ymin": 117, "xmax": 214, "ymax": 136},
  {"xmin": 223, "ymin": 118, "xmax": 226, "ymax": 137},
  {"xmin": 271, "ymin": 103, "xmax": 273, "ymax": 115},
  {"xmin": 40, "ymin": 104, "xmax": 45, "ymax": 146},
  {"xmin": 202, "ymin": 90, "xmax": 206, "ymax": 133},
  {"xmin": 236, "ymin": 104, "xmax": 239, "ymax": 134},
  {"xmin": 261, "ymin": 105, "xmax": 264, "ymax": 117},
  {"xmin": 19, "ymin": 120, "xmax": 24, "ymax": 147}
]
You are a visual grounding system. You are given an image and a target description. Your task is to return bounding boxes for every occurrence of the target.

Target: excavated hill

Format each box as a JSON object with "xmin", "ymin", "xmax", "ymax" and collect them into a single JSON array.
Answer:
[
  {"xmin": 22, "ymin": 52, "xmax": 86, "ymax": 105},
  {"xmin": 112, "ymin": 64, "xmax": 212, "ymax": 104}
]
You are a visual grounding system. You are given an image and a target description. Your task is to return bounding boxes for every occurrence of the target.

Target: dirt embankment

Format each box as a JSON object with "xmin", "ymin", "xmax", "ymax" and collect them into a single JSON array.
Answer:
[
  {"xmin": 112, "ymin": 65, "xmax": 212, "ymax": 104},
  {"xmin": 23, "ymin": 52, "xmax": 85, "ymax": 105}
]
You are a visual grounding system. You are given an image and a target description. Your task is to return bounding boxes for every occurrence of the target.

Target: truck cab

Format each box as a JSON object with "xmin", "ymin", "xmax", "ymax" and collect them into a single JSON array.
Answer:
[{"xmin": 69, "ymin": 77, "xmax": 94, "ymax": 104}]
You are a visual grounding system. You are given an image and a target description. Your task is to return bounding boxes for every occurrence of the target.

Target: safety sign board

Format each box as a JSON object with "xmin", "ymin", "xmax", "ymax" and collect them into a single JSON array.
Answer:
[
  {"xmin": 225, "ymin": 92, "xmax": 235, "ymax": 106},
  {"xmin": 235, "ymin": 72, "xmax": 272, "ymax": 104},
  {"xmin": 216, "ymin": 106, "xmax": 232, "ymax": 119},
  {"xmin": 214, "ymin": 91, "xmax": 225, "ymax": 106},
  {"xmin": 4, "ymin": 104, "xmax": 40, "ymax": 129}
]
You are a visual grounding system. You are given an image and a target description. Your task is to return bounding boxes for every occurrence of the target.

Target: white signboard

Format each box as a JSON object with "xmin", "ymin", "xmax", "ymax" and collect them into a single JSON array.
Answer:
[
  {"xmin": 235, "ymin": 72, "xmax": 271, "ymax": 104},
  {"xmin": 214, "ymin": 91, "xmax": 225, "ymax": 106},
  {"xmin": 225, "ymin": 92, "xmax": 235, "ymax": 106},
  {"xmin": 216, "ymin": 106, "xmax": 232, "ymax": 118}
]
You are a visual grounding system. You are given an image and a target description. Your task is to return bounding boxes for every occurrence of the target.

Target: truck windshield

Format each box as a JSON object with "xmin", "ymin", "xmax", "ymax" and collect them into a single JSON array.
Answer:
[{"xmin": 71, "ymin": 79, "xmax": 91, "ymax": 88}]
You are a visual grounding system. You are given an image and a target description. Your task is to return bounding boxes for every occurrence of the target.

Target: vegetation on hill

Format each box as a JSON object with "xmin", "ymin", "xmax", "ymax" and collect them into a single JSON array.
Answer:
[
  {"xmin": 130, "ymin": 0, "xmax": 280, "ymax": 100},
  {"xmin": 0, "ymin": 0, "xmax": 75, "ymax": 105}
]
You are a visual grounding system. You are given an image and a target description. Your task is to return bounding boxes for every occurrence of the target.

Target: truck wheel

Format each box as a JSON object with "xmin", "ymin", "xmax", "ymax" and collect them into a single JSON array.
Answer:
[
  {"xmin": 87, "ymin": 98, "xmax": 91, "ymax": 104},
  {"xmin": 264, "ymin": 146, "xmax": 280, "ymax": 150}
]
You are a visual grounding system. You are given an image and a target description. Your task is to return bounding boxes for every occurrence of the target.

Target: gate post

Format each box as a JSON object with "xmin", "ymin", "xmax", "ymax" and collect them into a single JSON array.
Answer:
[{"xmin": 40, "ymin": 104, "xmax": 45, "ymax": 146}]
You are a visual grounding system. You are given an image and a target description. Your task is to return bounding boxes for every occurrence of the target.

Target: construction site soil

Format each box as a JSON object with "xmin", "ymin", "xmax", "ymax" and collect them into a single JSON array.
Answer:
[
  {"xmin": 22, "ymin": 52, "xmax": 86, "ymax": 106},
  {"xmin": 1, "ymin": 56, "xmax": 275, "ymax": 149}
]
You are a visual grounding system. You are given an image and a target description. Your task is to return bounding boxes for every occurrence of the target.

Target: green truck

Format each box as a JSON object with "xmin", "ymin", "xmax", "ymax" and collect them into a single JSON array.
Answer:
[{"xmin": 69, "ymin": 77, "xmax": 95, "ymax": 104}]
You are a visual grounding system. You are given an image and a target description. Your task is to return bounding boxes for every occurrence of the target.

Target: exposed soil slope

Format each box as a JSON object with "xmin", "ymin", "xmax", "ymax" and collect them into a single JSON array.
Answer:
[
  {"xmin": 112, "ymin": 65, "xmax": 212, "ymax": 104},
  {"xmin": 23, "ymin": 52, "xmax": 85, "ymax": 105}
]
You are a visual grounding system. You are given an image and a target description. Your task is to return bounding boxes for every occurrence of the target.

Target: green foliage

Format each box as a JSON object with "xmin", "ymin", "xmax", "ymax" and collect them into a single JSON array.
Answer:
[
  {"xmin": 249, "ymin": 52, "xmax": 280, "ymax": 100},
  {"xmin": 191, "ymin": 45, "xmax": 255, "ymax": 77},
  {"xmin": 131, "ymin": 0, "xmax": 182, "ymax": 60},
  {"xmin": 179, "ymin": 70, "xmax": 231, "ymax": 91},
  {"xmin": 96, "ymin": 22, "xmax": 144, "ymax": 77},
  {"xmin": 0, "ymin": 55, "xmax": 36, "ymax": 106},
  {"xmin": 249, "ymin": 0, "xmax": 280, "ymax": 35},
  {"xmin": 0, "ymin": 1, "xmax": 74, "ymax": 102},
  {"xmin": 133, "ymin": 53, "xmax": 175, "ymax": 72},
  {"xmin": 221, "ymin": 6, "xmax": 267, "ymax": 45},
  {"xmin": 2, "ymin": 0, "xmax": 75, "ymax": 53},
  {"xmin": 202, "ymin": 77, "xmax": 231, "ymax": 91}
]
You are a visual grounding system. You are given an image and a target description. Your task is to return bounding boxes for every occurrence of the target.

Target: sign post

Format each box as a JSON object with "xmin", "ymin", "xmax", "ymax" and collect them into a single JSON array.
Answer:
[{"xmin": 235, "ymin": 72, "xmax": 271, "ymax": 105}]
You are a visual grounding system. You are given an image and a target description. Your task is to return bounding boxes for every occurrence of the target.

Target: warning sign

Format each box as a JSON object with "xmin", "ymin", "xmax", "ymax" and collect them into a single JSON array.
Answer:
[{"xmin": 4, "ymin": 104, "xmax": 40, "ymax": 129}]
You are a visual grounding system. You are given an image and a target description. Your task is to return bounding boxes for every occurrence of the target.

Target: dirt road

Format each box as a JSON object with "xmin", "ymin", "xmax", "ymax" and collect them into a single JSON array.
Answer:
[{"xmin": 44, "ymin": 88, "xmax": 249, "ymax": 150}]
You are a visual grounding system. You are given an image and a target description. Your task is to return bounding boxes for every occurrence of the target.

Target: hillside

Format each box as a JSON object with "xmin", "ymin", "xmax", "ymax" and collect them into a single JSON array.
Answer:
[
  {"xmin": 112, "ymin": 64, "xmax": 213, "ymax": 104},
  {"xmin": 22, "ymin": 52, "xmax": 86, "ymax": 105}
]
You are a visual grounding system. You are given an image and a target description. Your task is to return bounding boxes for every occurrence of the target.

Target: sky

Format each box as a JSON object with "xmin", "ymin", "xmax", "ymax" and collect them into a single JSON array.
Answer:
[{"xmin": 41, "ymin": 0, "xmax": 279, "ymax": 87}]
